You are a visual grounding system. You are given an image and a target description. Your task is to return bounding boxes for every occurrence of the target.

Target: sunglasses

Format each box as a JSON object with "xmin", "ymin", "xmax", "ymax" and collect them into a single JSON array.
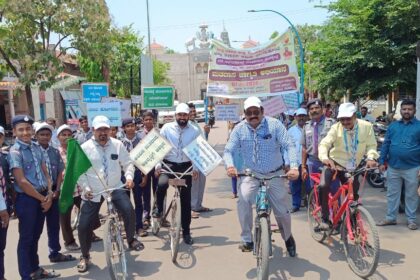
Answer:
[{"xmin": 245, "ymin": 109, "xmax": 261, "ymax": 116}]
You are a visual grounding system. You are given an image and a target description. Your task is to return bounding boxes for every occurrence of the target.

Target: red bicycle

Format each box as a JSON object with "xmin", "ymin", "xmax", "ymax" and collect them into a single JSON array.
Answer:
[{"xmin": 307, "ymin": 166, "xmax": 380, "ymax": 278}]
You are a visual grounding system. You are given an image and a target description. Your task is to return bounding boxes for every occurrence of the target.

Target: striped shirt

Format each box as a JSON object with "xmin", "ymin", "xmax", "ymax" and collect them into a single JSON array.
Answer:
[{"xmin": 224, "ymin": 116, "xmax": 298, "ymax": 174}]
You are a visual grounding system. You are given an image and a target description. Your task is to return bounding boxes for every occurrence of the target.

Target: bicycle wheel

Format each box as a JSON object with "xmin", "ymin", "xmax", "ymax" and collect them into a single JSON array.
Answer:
[
  {"xmin": 307, "ymin": 189, "xmax": 327, "ymax": 243},
  {"xmin": 256, "ymin": 217, "xmax": 270, "ymax": 280},
  {"xmin": 71, "ymin": 206, "xmax": 80, "ymax": 231},
  {"xmin": 170, "ymin": 196, "xmax": 182, "ymax": 263},
  {"xmin": 104, "ymin": 218, "xmax": 127, "ymax": 280},
  {"xmin": 341, "ymin": 205, "xmax": 380, "ymax": 278}
]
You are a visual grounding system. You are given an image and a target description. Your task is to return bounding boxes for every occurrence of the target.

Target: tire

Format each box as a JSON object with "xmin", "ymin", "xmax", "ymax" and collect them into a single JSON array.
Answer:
[
  {"xmin": 256, "ymin": 217, "xmax": 270, "ymax": 280},
  {"xmin": 104, "ymin": 218, "xmax": 127, "ymax": 280},
  {"xmin": 367, "ymin": 172, "xmax": 385, "ymax": 188},
  {"xmin": 71, "ymin": 206, "xmax": 80, "ymax": 231},
  {"xmin": 341, "ymin": 206, "xmax": 380, "ymax": 278},
  {"xmin": 170, "ymin": 196, "xmax": 182, "ymax": 263},
  {"xmin": 307, "ymin": 189, "xmax": 327, "ymax": 243}
]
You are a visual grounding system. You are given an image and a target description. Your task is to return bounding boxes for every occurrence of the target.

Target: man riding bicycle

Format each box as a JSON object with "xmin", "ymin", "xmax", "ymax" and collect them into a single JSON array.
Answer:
[
  {"xmin": 224, "ymin": 96, "xmax": 299, "ymax": 257},
  {"xmin": 318, "ymin": 103, "xmax": 379, "ymax": 230}
]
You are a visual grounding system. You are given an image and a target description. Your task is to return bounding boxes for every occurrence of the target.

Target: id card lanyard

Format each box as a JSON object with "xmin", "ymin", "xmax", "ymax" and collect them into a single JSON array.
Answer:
[{"xmin": 343, "ymin": 124, "xmax": 359, "ymax": 171}]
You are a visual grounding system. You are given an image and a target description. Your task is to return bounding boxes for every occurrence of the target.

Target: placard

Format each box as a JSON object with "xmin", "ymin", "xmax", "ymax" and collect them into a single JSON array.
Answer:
[
  {"xmin": 130, "ymin": 129, "xmax": 172, "ymax": 174},
  {"xmin": 82, "ymin": 83, "xmax": 109, "ymax": 102},
  {"xmin": 182, "ymin": 135, "xmax": 223, "ymax": 176},
  {"xmin": 101, "ymin": 97, "xmax": 131, "ymax": 119},
  {"xmin": 87, "ymin": 102, "xmax": 122, "ymax": 127},
  {"xmin": 215, "ymin": 104, "xmax": 241, "ymax": 121},
  {"xmin": 262, "ymin": 95, "xmax": 288, "ymax": 117}
]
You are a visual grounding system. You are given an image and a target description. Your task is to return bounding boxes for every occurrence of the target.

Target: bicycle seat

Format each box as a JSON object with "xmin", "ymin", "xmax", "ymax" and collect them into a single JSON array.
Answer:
[{"xmin": 310, "ymin": 173, "xmax": 321, "ymax": 185}]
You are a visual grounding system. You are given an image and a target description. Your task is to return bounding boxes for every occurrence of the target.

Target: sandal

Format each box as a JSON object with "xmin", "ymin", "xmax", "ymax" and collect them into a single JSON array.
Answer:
[
  {"xmin": 191, "ymin": 211, "xmax": 200, "ymax": 219},
  {"xmin": 77, "ymin": 256, "xmax": 89, "ymax": 273},
  {"xmin": 91, "ymin": 233, "xmax": 103, "ymax": 242},
  {"xmin": 143, "ymin": 219, "xmax": 151, "ymax": 229},
  {"xmin": 31, "ymin": 267, "xmax": 60, "ymax": 279},
  {"xmin": 376, "ymin": 220, "xmax": 397, "ymax": 226},
  {"xmin": 129, "ymin": 239, "xmax": 145, "ymax": 251},
  {"xmin": 137, "ymin": 229, "xmax": 148, "ymax": 237},
  {"xmin": 49, "ymin": 252, "xmax": 76, "ymax": 263},
  {"xmin": 196, "ymin": 207, "xmax": 212, "ymax": 213}
]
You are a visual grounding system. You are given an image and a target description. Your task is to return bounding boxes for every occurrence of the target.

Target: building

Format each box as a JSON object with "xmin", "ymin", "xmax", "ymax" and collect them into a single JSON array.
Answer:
[{"xmin": 153, "ymin": 24, "xmax": 231, "ymax": 103}]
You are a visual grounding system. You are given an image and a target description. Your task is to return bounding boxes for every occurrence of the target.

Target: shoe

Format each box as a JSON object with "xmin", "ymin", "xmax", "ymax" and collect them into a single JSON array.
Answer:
[
  {"xmin": 319, "ymin": 219, "xmax": 331, "ymax": 231},
  {"xmin": 49, "ymin": 252, "xmax": 76, "ymax": 263},
  {"xmin": 238, "ymin": 242, "xmax": 254, "ymax": 252},
  {"xmin": 301, "ymin": 198, "xmax": 308, "ymax": 208},
  {"xmin": 232, "ymin": 193, "xmax": 238, "ymax": 199},
  {"xmin": 289, "ymin": 207, "xmax": 299, "ymax": 213},
  {"xmin": 143, "ymin": 219, "xmax": 151, "ymax": 230},
  {"xmin": 285, "ymin": 235, "xmax": 296, "ymax": 257},
  {"xmin": 152, "ymin": 209, "xmax": 162, "ymax": 219},
  {"xmin": 129, "ymin": 239, "xmax": 145, "ymax": 251},
  {"xmin": 137, "ymin": 229, "xmax": 148, "ymax": 237},
  {"xmin": 191, "ymin": 211, "xmax": 200, "ymax": 219},
  {"xmin": 376, "ymin": 220, "xmax": 397, "ymax": 226},
  {"xmin": 65, "ymin": 242, "xmax": 80, "ymax": 251},
  {"xmin": 407, "ymin": 222, "xmax": 418, "ymax": 230},
  {"xmin": 77, "ymin": 256, "xmax": 89, "ymax": 273},
  {"xmin": 183, "ymin": 234, "xmax": 194, "ymax": 245}
]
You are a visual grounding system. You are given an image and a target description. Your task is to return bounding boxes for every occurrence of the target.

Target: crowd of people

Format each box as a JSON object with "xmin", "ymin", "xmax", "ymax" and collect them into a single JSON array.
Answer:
[{"xmin": 0, "ymin": 96, "xmax": 418, "ymax": 279}]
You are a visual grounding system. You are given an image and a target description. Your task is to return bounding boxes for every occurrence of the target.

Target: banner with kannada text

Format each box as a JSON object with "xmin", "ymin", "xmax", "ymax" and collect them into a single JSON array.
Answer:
[{"xmin": 207, "ymin": 29, "xmax": 299, "ymax": 99}]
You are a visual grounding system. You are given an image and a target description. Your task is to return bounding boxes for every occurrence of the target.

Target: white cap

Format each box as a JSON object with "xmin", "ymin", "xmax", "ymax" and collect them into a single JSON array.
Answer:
[
  {"xmin": 295, "ymin": 108, "xmax": 308, "ymax": 116},
  {"xmin": 175, "ymin": 103, "xmax": 190, "ymax": 114},
  {"xmin": 244, "ymin": 96, "xmax": 262, "ymax": 110},
  {"xmin": 35, "ymin": 122, "xmax": 54, "ymax": 134},
  {"xmin": 92, "ymin": 115, "xmax": 111, "ymax": 129},
  {"xmin": 337, "ymin": 103, "xmax": 356, "ymax": 119},
  {"xmin": 57, "ymin": 124, "xmax": 73, "ymax": 136},
  {"xmin": 0, "ymin": 126, "xmax": 4, "ymax": 135}
]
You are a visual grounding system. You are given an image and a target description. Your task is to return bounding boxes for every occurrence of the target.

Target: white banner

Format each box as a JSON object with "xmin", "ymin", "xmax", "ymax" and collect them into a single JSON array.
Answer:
[
  {"xmin": 101, "ymin": 97, "xmax": 131, "ymax": 119},
  {"xmin": 87, "ymin": 102, "xmax": 122, "ymax": 127},
  {"xmin": 262, "ymin": 95, "xmax": 288, "ymax": 117},
  {"xmin": 215, "ymin": 104, "xmax": 241, "ymax": 121},
  {"xmin": 130, "ymin": 129, "xmax": 172, "ymax": 174},
  {"xmin": 182, "ymin": 135, "xmax": 223, "ymax": 176}
]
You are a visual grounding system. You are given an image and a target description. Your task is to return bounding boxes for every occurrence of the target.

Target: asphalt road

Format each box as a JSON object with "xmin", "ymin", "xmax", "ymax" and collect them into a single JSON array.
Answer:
[{"xmin": 5, "ymin": 121, "xmax": 420, "ymax": 280}]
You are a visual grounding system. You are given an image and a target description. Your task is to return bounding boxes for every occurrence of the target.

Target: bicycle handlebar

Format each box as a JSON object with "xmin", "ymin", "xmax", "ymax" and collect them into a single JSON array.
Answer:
[
  {"xmin": 237, "ymin": 170, "xmax": 288, "ymax": 181},
  {"xmin": 89, "ymin": 184, "xmax": 127, "ymax": 197}
]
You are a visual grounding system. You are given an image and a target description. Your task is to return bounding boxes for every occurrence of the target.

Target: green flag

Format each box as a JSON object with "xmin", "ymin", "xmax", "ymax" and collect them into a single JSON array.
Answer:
[{"xmin": 59, "ymin": 138, "xmax": 92, "ymax": 214}]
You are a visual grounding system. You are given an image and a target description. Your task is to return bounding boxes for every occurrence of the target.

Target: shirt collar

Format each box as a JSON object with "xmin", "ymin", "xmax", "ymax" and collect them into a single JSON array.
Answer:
[
  {"xmin": 311, "ymin": 115, "xmax": 325, "ymax": 125},
  {"xmin": 246, "ymin": 117, "xmax": 267, "ymax": 131},
  {"xmin": 16, "ymin": 139, "xmax": 32, "ymax": 149},
  {"xmin": 398, "ymin": 117, "xmax": 417, "ymax": 125},
  {"xmin": 93, "ymin": 137, "xmax": 110, "ymax": 148}
]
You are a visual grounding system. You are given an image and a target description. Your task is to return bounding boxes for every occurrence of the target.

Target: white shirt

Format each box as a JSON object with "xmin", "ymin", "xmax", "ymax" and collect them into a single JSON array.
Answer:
[
  {"xmin": 159, "ymin": 121, "xmax": 200, "ymax": 164},
  {"xmin": 0, "ymin": 195, "xmax": 6, "ymax": 211},
  {"xmin": 284, "ymin": 124, "xmax": 304, "ymax": 166},
  {"xmin": 78, "ymin": 137, "xmax": 134, "ymax": 202},
  {"xmin": 189, "ymin": 120, "xmax": 205, "ymax": 137}
]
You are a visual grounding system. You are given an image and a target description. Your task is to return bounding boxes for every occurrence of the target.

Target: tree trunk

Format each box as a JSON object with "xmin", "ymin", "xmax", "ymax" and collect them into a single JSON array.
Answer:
[{"xmin": 25, "ymin": 84, "xmax": 35, "ymax": 117}]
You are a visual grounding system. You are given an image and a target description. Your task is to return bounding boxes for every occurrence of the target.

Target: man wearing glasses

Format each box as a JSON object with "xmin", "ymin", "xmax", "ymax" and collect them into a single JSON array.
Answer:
[
  {"xmin": 224, "ymin": 96, "xmax": 299, "ymax": 257},
  {"xmin": 318, "ymin": 103, "xmax": 379, "ymax": 230}
]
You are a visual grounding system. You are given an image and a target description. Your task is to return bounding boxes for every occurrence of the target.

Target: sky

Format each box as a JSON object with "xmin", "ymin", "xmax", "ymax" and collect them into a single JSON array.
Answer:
[{"xmin": 106, "ymin": 0, "xmax": 332, "ymax": 53}]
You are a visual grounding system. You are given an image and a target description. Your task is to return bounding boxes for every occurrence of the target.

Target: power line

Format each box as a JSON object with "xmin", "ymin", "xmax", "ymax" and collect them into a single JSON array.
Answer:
[{"xmin": 150, "ymin": 8, "xmax": 318, "ymax": 31}]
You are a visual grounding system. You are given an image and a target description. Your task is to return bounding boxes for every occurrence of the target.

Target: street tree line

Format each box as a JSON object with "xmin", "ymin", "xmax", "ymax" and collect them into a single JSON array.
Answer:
[
  {"xmin": 0, "ymin": 0, "xmax": 171, "ymax": 115},
  {"xmin": 281, "ymin": 0, "xmax": 420, "ymax": 102}
]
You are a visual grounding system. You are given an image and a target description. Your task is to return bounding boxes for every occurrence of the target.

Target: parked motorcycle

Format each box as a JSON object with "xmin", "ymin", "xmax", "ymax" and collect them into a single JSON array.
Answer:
[
  {"xmin": 373, "ymin": 122, "xmax": 387, "ymax": 150},
  {"xmin": 360, "ymin": 157, "xmax": 386, "ymax": 188}
]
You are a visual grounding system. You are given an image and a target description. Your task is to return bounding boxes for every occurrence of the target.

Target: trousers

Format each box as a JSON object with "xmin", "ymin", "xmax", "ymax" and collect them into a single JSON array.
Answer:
[
  {"xmin": 191, "ymin": 171, "xmax": 206, "ymax": 211},
  {"xmin": 78, "ymin": 190, "xmax": 135, "ymax": 258},
  {"xmin": 238, "ymin": 171, "xmax": 291, "ymax": 243}
]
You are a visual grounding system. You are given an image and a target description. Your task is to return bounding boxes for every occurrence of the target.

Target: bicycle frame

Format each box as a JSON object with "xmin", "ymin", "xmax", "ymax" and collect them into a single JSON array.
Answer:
[{"xmin": 311, "ymin": 167, "xmax": 373, "ymax": 237}]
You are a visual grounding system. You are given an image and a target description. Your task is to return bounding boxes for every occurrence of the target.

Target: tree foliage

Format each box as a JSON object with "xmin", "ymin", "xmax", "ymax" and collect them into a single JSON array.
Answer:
[
  {"xmin": 309, "ymin": 0, "xmax": 420, "ymax": 101},
  {"xmin": 0, "ymin": 0, "xmax": 111, "ymax": 114}
]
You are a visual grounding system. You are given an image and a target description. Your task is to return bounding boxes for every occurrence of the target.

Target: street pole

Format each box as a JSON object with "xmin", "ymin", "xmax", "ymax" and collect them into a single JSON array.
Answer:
[
  {"xmin": 146, "ymin": 0, "xmax": 152, "ymax": 58},
  {"xmin": 416, "ymin": 41, "xmax": 420, "ymax": 120},
  {"xmin": 248, "ymin": 9, "xmax": 305, "ymax": 103}
]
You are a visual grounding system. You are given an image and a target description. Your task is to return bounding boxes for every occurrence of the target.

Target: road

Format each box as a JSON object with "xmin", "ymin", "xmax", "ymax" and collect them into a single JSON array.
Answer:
[{"xmin": 5, "ymin": 121, "xmax": 420, "ymax": 280}]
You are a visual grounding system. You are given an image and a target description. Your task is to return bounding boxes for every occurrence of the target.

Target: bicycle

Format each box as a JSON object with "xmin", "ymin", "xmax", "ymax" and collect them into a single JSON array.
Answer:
[
  {"xmin": 89, "ymin": 184, "xmax": 128, "ymax": 280},
  {"xmin": 237, "ymin": 169, "xmax": 288, "ymax": 280},
  {"xmin": 151, "ymin": 163, "xmax": 193, "ymax": 263},
  {"xmin": 307, "ymin": 166, "xmax": 380, "ymax": 278}
]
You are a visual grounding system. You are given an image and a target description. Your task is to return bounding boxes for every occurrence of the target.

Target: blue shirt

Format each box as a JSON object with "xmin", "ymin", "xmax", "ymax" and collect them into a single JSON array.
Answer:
[
  {"xmin": 8, "ymin": 140, "xmax": 48, "ymax": 193},
  {"xmin": 224, "ymin": 116, "xmax": 298, "ymax": 174},
  {"xmin": 38, "ymin": 144, "xmax": 65, "ymax": 186},
  {"xmin": 379, "ymin": 118, "xmax": 420, "ymax": 169}
]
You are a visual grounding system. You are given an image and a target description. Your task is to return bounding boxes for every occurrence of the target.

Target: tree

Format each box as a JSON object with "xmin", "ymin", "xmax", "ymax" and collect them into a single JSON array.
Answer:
[
  {"xmin": 153, "ymin": 59, "xmax": 172, "ymax": 85},
  {"xmin": 0, "ymin": 0, "xmax": 111, "ymax": 115},
  {"xmin": 309, "ymin": 0, "xmax": 420, "ymax": 101}
]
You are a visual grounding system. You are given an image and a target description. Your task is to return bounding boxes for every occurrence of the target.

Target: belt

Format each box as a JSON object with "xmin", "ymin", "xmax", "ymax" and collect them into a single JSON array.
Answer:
[
  {"xmin": 163, "ymin": 160, "xmax": 192, "ymax": 166},
  {"xmin": 268, "ymin": 166, "xmax": 283, "ymax": 173}
]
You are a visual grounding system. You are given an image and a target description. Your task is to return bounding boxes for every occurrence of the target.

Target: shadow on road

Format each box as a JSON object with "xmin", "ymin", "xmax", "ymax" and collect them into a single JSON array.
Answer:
[{"xmin": 245, "ymin": 246, "xmax": 330, "ymax": 280}]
